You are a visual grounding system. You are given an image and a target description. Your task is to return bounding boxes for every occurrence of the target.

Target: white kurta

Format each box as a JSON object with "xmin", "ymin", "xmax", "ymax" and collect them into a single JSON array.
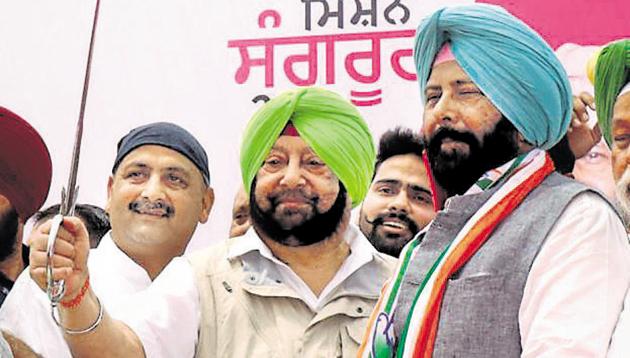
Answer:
[
  {"xmin": 608, "ymin": 244, "xmax": 630, "ymax": 358},
  {"xmin": 0, "ymin": 232, "xmax": 152, "ymax": 358},
  {"xmin": 518, "ymin": 192, "xmax": 630, "ymax": 357},
  {"xmin": 119, "ymin": 193, "xmax": 630, "ymax": 358}
]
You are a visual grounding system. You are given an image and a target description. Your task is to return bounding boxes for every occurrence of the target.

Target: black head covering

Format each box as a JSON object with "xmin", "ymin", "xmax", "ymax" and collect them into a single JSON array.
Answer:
[{"xmin": 112, "ymin": 122, "xmax": 210, "ymax": 185}]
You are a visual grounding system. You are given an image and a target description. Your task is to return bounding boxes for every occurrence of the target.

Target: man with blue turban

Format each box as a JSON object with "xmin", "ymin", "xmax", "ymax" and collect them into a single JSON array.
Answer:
[
  {"xmin": 28, "ymin": 87, "xmax": 396, "ymax": 357},
  {"xmin": 360, "ymin": 4, "xmax": 630, "ymax": 357}
]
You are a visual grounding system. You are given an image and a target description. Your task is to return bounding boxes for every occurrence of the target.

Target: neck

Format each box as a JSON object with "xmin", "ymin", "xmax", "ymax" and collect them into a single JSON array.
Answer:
[
  {"xmin": 0, "ymin": 243, "xmax": 24, "ymax": 282},
  {"xmin": 111, "ymin": 233, "xmax": 184, "ymax": 280},
  {"xmin": 257, "ymin": 211, "xmax": 351, "ymax": 297}
]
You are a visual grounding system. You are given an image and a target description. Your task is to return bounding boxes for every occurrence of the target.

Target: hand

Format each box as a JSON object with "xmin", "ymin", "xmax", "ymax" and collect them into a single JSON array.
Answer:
[
  {"xmin": 29, "ymin": 216, "xmax": 90, "ymax": 302},
  {"xmin": 567, "ymin": 92, "xmax": 602, "ymax": 159}
]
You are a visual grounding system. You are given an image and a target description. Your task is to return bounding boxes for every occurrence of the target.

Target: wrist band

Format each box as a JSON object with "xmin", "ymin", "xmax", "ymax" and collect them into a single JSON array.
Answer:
[
  {"xmin": 52, "ymin": 295, "xmax": 104, "ymax": 335},
  {"xmin": 60, "ymin": 277, "xmax": 90, "ymax": 309}
]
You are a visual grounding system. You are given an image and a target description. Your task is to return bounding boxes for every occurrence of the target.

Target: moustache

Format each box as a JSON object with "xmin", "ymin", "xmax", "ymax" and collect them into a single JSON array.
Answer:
[
  {"xmin": 128, "ymin": 198, "xmax": 174, "ymax": 218},
  {"xmin": 366, "ymin": 211, "xmax": 419, "ymax": 234},
  {"xmin": 269, "ymin": 189, "xmax": 317, "ymax": 207},
  {"xmin": 428, "ymin": 127, "xmax": 479, "ymax": 152}
]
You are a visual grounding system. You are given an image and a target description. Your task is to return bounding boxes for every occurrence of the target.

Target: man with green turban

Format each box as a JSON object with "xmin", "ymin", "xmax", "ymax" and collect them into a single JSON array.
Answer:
[
  {"xmin": 360, "ymin": 4, "xmax": 630, "ymax": 357},
  {"xmin": 590, "ymin": 38, "xmax": 630, "ymax": 357},
  {"xmin": 31, "ymin": 87, "xmax": 396, "ymax": 358}
]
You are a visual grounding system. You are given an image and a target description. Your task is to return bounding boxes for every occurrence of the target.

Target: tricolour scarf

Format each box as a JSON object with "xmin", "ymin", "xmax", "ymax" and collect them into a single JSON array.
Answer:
[{"xmin": 358, "ymin": 149, "xmax": 555, "ymax": 357}]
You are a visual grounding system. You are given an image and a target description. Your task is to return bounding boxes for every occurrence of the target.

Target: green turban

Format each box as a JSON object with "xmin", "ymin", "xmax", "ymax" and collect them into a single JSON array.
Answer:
[
  {"xmin": 594, "ymin": 39, "xmax": 630, "ymax": 146},
  {"xmin": 240, "ymin": 88, "xmax": 376, "ymax": 207}
]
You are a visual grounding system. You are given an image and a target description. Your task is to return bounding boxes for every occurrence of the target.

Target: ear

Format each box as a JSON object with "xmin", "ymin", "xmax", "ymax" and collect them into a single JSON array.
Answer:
[
  {"xmin": 198, "ymin": 186, "xmax": 215, "ymax": 224},
  {"xmin": 105, "ymin": 176, "xmax": 114, "ymax": 214}
]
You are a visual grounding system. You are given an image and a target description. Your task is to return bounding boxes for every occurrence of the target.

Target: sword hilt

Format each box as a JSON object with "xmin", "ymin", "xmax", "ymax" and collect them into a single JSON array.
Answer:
[
  {"xmin": 46, "ymin": 214, "xmax": 66, "ymax": 305},
  {"xmin": 46, "ymin": 185, "xmax": 79, "ymax": 305}
]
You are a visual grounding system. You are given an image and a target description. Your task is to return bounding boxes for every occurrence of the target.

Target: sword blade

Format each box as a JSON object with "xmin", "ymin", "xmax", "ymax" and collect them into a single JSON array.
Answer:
[
  {"xmin": 61, "ymin": 0, "xmax": 101, "ymax": 216},
  {"xmin": 48, "ymin": 0, "xmax": 101, "ymax": 305}
]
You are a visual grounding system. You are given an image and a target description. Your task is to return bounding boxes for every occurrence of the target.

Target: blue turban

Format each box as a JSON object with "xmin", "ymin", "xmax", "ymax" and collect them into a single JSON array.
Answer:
[{"xmin": 413, "ymin": 4, "xmax": 572, "ymax": 150}]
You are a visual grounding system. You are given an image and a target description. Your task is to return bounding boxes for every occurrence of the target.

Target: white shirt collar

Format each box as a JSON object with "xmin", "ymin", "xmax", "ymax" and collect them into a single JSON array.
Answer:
[
  {"xmin": 89, "ymin": 232, "xmax": 153, "ymax": 295},
  {"xmin": 227, "ymin": 224, "xmax": 378, "ymax": 263},
  {"xmin": 227, "ymin": 224, "xmax": 383, "ymax": 311}
]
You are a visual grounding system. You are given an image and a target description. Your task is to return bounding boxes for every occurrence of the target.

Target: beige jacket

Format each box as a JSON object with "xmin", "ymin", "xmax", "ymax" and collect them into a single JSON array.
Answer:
[{"xmin": 188, "ymin": 236, "xmax": 395, "ymax": 358}]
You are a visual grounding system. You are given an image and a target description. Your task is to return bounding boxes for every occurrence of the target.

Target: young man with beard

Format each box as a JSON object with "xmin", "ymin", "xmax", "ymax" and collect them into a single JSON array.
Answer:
[
  {"xmin": 587, "ymin": 38, "xmax": 630, "ymax": 357},
  {"xmin": 359, "ymin": 127, "xmax": 435, "ymax": 257},
  {"xmin": 27, "ymin": 88, "xmax": 396, "ymax": 357},
  {"xmin": 0, "ymin": 122, "xmax": 214, "ymax": 358},
  {"xmin": 0, "ymin": 107, "xmax": 52, "ymax": 307},
  {"xmin": 360, "ymin": 5, "xmax": 630, "ymax": 357}
]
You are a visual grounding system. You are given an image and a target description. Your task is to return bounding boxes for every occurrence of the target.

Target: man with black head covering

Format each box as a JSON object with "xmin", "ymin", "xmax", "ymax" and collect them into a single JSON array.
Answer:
[
  {"xmin": 0, "ymin": 106, "xmax": 52, "ymax": 307},
  {"xmin": 0, "ymin": 122, "xmax": 214, "ymax": 358},
  {"xmin": 28, "ymin": 87, "xmax": 395, "ymax": 357},
  {"xmin": 360, "ymin": 4, "xmax": 630, "ymax": 357}
]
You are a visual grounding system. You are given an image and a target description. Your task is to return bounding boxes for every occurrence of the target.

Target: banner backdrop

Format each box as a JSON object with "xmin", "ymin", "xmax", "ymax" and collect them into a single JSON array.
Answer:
[{"xmin": 0, "ymin": 0, "xmax": 628, "ymax": 251}]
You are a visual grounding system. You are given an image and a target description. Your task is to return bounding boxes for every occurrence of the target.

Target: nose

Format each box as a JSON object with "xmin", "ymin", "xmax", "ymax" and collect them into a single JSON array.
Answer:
[
  {"xmin": 387, "ymin": 190, "xmax": 410, "ymax": 214},
  {"xmin": 426, "ymin": 93, "xmax": 458, "ymax": 134},
  {"xmin": 279, "ymin": 158, "xmax": 305, "ymax": 189},
  {"xmin": 141, "ymin": 175, "xmax": 166, "ymax": 201}
]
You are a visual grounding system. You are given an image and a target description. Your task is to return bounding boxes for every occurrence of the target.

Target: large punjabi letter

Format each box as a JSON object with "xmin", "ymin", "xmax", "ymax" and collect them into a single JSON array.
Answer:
[
  {"xmin": 228, "ymin": 39, "xmax": 275, "ymax": 88},
  {"xmin": 391, "ymin": 48, "xmax": 416, "ymax": 81},
  {"xmin": 283, "ymin": 40, "xmax": 319, "ymax": 86},
  {"xmin": 345, "ymin": 35, "xmax": 381, "ymax": 83}
]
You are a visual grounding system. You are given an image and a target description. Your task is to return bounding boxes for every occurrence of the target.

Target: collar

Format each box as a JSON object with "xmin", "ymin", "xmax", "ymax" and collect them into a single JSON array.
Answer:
[
  {"xmin": 227, "ymin": 224, "xmax": 378, "ymax": 263},
  {"xmin": 422, "ymin": 149, "xmax": 545, "ymax": 211},
  {"xmin": 466, "ymin": 149, "xmax": 545, "ymax": 195},
  {"xmin": 228, "ymin": 224, "xmax": 385, "ymax": 311},
  {"xmin": 88, "ymin": 232, "xmax": 152, "ymax": 288}
]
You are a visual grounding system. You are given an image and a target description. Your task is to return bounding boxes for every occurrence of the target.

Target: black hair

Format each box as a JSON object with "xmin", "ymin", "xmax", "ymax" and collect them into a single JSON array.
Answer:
[
  {"xmin": 0, "ymin": 206, "xmax": 19, "ymax": 261},
  {"xmin": 547, "ymin": 135, "xmax": 575, "ymax": 175},
  {"xmin": 34, "ymin": 204, "xmax": 111, "ymax": 248},
  {"xmin": 375, "ymin": 127, "xmax": 425, "ymax": 174}
]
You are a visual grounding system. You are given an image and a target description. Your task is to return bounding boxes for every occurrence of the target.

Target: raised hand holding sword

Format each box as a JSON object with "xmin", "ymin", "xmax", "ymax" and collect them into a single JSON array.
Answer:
[{"xmin": 28, "ymin": 0, "xmax": 103, "ymax": 335}]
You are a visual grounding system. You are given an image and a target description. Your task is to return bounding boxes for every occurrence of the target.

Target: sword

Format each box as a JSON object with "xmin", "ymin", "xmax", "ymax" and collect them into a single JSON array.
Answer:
[{"xmin": 46, "ymin": 0, "xmax": 101, "ymax": 310}]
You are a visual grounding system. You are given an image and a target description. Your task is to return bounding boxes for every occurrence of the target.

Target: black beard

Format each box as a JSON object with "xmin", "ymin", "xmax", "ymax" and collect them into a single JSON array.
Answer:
[
  {"xmin": 365, "ymin": 211, "xmax": 420, "ymax": 258},
  {"xmin": 426, "ymin": 117, "xmax": 520, "ymax": 196},
  {"xmin": 249, "ymin": 179, "xmax": 347, "ymax": 247},
  {"xmin": 0, "ymin": 207, "xmax": 19, "ymax": 261}
]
